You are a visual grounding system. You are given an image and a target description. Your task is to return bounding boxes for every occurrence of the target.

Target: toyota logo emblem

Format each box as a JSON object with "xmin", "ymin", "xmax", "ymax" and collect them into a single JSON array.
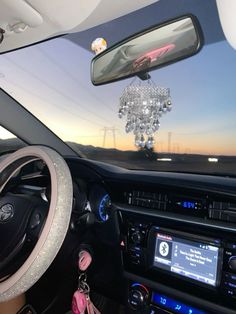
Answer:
[{"xmin": 0, "ymin": 204, "xmax": 14, "ymax": 222}]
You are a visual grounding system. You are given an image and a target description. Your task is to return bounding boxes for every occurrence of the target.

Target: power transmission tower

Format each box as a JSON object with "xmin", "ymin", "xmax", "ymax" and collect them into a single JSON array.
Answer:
[{"xmin": 101, "ymin": 127, "xmax": 118, "ymax": 148}]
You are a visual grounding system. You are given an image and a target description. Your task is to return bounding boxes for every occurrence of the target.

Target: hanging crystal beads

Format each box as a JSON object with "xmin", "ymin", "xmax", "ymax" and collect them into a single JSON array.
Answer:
[{"xmin": 119, "ymin": 79, "xmax": 172, "ymax": 149}]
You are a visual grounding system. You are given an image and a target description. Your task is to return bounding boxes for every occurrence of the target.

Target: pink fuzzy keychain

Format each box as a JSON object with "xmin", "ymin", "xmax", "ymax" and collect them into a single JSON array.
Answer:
[
  {"xmin": 72, "ymin": 250, "xmax": 101, "ymax": 314},
  {"xmin": 72, "ymin": 290, "xmax": 87, "ymax": 314}
]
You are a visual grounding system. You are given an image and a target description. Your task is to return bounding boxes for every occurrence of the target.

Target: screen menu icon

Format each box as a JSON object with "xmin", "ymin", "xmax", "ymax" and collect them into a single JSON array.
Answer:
[{"xmin": 159, "ymin": 241, "xmax": 170, "ymax": 257}]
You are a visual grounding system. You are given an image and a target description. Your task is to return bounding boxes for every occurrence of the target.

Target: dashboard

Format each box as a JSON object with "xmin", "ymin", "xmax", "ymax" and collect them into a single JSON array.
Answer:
[
  {"xmin": 69, "ymin": 158, "xmax": 236, "ymax": 314},
  {"xmin": 6, "ymin": 157, "xmax": 236, "ymax": 314}
]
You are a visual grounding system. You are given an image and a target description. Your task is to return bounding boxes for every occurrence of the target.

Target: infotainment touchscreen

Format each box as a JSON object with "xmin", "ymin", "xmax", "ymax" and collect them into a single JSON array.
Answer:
[{"xmin": 153, "ymin": 232, "xmax": 220, "ymax": 287}]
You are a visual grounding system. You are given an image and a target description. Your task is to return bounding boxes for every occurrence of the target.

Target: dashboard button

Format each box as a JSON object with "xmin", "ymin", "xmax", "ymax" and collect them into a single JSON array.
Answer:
[
  {"xmin": 229, "ymin": 256, "xmax": 236, "ymax": 271},
  {"xmin": 225, "ymin": 272, "xmax": 236, "ymax": 282},
  {"xmin": 129, "ymin": 245, "xmax": 139, "ymax": 252},
  {"xmin": 131, "ymin": 258, "xmax": 141, "ymax": 265},
  {"xmin": 228, "ymin": 282, "xmax": 236, "ymax": 289},
  {"xmin": 130, "ymin": 251, "xmax": 141, "ymax": 258},
  {"xmin": 128, "ymin": 285, "xmax": 149, "ymax": 310},
  {"xmin": 226, "ymin": 243, "xmax": 236, "ymax": 250},
  {"xmin": 29, "ymin": 212, "xmax": 41, "ymax": 229},
  {"xmin": 223, "ymin": 287, "xmax": 236, "ymax": 298},
  {"xmin": 131, "ymin": 231, "xmax": 142, "ymax": 244},
  {"xmin": 141, "ymin": 229, "xmax": 146, "ymax": 236},
  {"xmin": 128, "ymin": 289, "xmax": 144, "ymax": 309}
]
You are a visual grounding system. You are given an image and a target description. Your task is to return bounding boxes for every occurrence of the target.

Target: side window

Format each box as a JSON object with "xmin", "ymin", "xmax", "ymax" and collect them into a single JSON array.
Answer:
[{"xmin": 0, "ymin": 126, "xmax": 25, "ymax": 155}]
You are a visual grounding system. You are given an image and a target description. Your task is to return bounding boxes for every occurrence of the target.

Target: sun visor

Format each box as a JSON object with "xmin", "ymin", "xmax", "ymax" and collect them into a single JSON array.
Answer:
[
  {"xmin": 0, "ymin": 0, "xmax": 43, "ymax": 35},
  {"xmin": 0, "ymin": 0, "xmax": 43, "ymax": 28},
  {"xmin": 0, "ymin": 0, "xmax": 158, "ymax": 53},
  {"xmin": 216, "ymin": 0, "xmax": 236, "ymax": 50}
]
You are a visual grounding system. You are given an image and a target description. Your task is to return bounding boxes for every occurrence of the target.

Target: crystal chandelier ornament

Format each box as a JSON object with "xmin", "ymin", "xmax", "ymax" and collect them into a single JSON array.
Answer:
[{"xmin": 119, "ymin": 78, "xmax": 172, "ymax": 149}]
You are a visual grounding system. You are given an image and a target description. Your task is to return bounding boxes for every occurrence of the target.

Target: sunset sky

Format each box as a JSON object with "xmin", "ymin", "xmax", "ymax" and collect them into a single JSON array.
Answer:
[{"xmin": 0, "ymin": 37, "xmax": 236, "ymax": 155}]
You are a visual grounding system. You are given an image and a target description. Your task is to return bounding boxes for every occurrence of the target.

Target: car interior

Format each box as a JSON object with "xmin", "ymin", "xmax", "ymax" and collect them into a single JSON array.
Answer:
[{"xmin": 1, "ymin": 0, "xmax": 236, "ymax": 314}]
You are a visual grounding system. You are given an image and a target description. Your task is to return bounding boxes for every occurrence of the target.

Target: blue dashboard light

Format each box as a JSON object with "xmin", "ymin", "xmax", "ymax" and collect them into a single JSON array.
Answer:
[
  {"xmin": 152, "ymin": 292, "xmax": 206, "ymax": 314},
  {"xmin": 98, "ymin": 194, "xmax": 111, "ymax": 222},
  {"xmin": 131, "ymin": 283, "xmax": 140, "ymax": 288},
  {"xmin": 131, "ymin": 283, "xmax": 149, "ymax": 294},
  {"xmin": 182, "ymin": 201, "xmax": 195, "ymax": 209}
]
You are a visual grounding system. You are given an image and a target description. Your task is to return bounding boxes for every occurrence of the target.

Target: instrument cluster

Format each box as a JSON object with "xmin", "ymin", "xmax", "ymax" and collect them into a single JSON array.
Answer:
[
  {"xmin": 88, "ymin": 184, "xmax": 112, "ymax": 223},
  {"xmin": 74, "ymin": 180, "xmax": 112, "ymax": 223}
]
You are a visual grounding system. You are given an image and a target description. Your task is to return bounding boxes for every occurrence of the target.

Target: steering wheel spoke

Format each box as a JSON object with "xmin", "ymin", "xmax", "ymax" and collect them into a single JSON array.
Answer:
[
  {"xmin": 0, "ymin": 193, "xmax": 49, "ymax": 277},
  {"xmin": 0, "ymin": 146, "xmax": 73, "ymax": 302}
]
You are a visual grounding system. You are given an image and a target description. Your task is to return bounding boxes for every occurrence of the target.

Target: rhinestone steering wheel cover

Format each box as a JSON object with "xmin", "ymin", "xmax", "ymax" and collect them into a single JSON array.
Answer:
[{"xmin": 0, "ymin": 146, "xmax": 73, "ymax": 302}]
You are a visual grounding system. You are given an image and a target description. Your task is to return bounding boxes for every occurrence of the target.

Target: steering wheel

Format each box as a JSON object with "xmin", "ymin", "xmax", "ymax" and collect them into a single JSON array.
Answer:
[{"xmin": 0, "ymin": 146, "xmax": 73, "ymax": 302}]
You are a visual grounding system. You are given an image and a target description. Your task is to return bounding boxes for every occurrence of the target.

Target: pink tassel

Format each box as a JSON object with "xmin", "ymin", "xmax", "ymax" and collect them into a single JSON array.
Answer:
[
  {"xmin": 86, "ymin": 297, "xmax": 101, "ymax": 314},
  {"xmin": 72, "ymin": 290, "xmax": 87, "ymax": 314}
]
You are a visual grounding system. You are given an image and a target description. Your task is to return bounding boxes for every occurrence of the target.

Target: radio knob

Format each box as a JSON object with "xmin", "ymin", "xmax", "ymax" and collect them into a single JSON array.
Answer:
[
  {"xmin": 128, "ymin": 286, "xmax": 149, "ymax": 310},
  {"xmin": 229, "ymin": 256, "xmax": 236, "ymax": 271},
  {"xmin": 131, "ymin": 231, "xmax": 142, "ymax": 244}
]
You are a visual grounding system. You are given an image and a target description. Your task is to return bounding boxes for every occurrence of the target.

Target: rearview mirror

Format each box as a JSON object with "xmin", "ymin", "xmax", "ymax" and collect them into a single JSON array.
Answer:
[{"xmin": 91, "ymin": 15, "xmax": 202, "ymax": 85}]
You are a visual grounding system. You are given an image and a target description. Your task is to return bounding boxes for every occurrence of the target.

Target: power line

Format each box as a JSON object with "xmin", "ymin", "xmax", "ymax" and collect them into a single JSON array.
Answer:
[
  {"xmin": 72, "ymin": 135, "xmax": 103, "ymax": 138},
  {"xmin": 1, "ymin": 76, "xmax": 104, "ymax": 128},
  {"xmin": 3, "ymin": 55, "xmax": 113, "ymax": 125},
  {"xmin": 36, "ymin": 46, "xmax": 116, "ymax": 113}
]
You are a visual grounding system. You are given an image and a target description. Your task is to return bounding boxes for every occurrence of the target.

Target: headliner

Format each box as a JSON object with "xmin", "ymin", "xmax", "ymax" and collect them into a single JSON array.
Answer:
[{"xmin": 66, "ymin": 0, "xmax": 225, "ymax": 51}]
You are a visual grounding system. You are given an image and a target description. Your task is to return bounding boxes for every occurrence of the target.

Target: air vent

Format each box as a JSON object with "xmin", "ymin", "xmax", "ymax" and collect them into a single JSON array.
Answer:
[
  {"xmin": 209, "ymin": 201, "xmax": 236, "ymax": 223},
  {"xmin": 125, "ymin": 190, "xmax": 168, "ymax": 210},
  {"xmin": 125, "ymin": 191, "xmax": 209, "ymax": 218},
  {"xmin": 125, "ymin": 191, "xmax": 236, "ymax": 223}
]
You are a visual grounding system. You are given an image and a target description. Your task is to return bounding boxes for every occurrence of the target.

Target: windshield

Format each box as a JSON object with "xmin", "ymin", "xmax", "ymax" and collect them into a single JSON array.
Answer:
[{"xmin": 0, "ymin": 36, "xmax": 236, "ymax": 175}]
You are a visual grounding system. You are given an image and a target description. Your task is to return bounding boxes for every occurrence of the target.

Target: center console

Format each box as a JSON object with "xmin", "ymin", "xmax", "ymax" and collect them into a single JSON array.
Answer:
[{"xmin": 119, "ymin": 212, "xmax": 236, "ymax": 314}]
